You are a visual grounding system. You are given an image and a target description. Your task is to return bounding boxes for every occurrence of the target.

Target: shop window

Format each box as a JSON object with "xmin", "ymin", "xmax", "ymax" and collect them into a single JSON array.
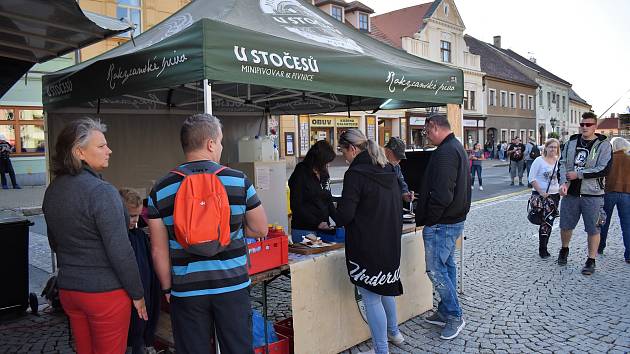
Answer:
[
  {"xmin": 0, "ymin": 107, "xmax": 45, "ymax": 156},
  {"xmin": 440, "ymin": 40, "xmax": 451, "ymax": 63},
  {"xmin": 331, "ymin": 6, "xmax": 343, "ymax": 21},
  {"xmin": 117, "ymin": 0, "xmax": 142, "ymax": 38},
  {"xmin": 358, "ymin": 13, "xmax": 369, "ymax": 31}
]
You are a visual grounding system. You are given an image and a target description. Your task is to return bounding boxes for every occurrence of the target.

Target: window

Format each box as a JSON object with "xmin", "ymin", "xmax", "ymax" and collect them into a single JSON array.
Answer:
[
  {"xmin": 358, "ymin": 13, "xmax": 369, "ymax": 31},
  {"xmin": 520, "ymin": 129, "xmax": 526, "ymax": 141},
  {"xmin": 519, "ymin": 94, "xmax": 525, "ymax": 109},
  {"xmin": 331, "ymin": 5, "xmax": 343, "ymax": 21},
  {"xmin": 117, "ymin": 0, "xmax": 142, "ymax": 38},
  {"xmin": 444, "ymin": 4, "xmax": 449, "ymax": 16},
  {"xmin": 489, "ymin": 89, "xmax": 496, "ymax": 106},
  {"xmin": 440, "ymin": 40, "xmax": 451, "ymax": 63},
  {"xmin": 463, "ymin": 90, "xmax": 468, "ymax": 110},
  {"xmin": 0, "ymin": 107, "xmax": 45, "ymax": 155},
  {"xmin": 500, "ymin": 91, "xmax": 507, "ymax": 107},
  {"xmin": 463, "ymin": 90, "xmax": 475, "ymax": 110},
  {"xmin": 528, "ymin": 95, "xmax": 534, "ymax": 110},
  {"xmin": 529, "ymin": 130, "xmax": 535, "ymax": 140},
  {"xmin": 539, "ymin": 89, "xmax": 543, "ymax": 106},
  {"xmin": 562, "ymin": 96, "xmax": 566, "ymax": 112},
  {"xmin": 509, "ymin": 92, "xmax": 516, "ymax": 108},
  {"xmin": 510, "ymin": 129, "xmax": 517, "ymax": 139},
  {"xmin": 547, "ymin": 92, "xmax": 551, "ymax": 109},
  {"xmin": 501, "ymin": 129, "xmax": 507, "ymax": 142}
]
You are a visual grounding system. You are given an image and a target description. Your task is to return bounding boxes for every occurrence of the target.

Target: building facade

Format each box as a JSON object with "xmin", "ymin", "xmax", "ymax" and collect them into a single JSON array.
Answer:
[
  {"xmin": 488, "ymin": 40, "xmax": 572, "ymax": 145},
  {"xmin": 372, "ymin": 0, "xmax": 484, "ymax": 149},
  {"xmin": 465, "ymin": 35, "xmax": 537, "ymax": 153},
  {"xmin": 568, "ymin": 88, "xmax": 592, "ymax": 136}
]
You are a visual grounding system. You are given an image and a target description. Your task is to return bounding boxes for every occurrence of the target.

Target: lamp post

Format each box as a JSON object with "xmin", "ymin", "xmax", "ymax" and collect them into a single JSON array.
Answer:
[{"xmin": 550, "ymin": 117, "xmax": 557, "ymax": 136}]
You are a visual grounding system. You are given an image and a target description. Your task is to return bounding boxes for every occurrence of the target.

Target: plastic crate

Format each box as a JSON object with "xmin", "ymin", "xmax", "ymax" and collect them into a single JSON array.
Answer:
[
  {"xmin": 247, "ymin": 233, "xmax": 289, "ymax": 275},
  {"xmin": 254, "ymin": 333, "xmax": 290, "ymax": 354},
  {"xmin": 273, "ymin": 318, "xmax": 294, "ymax": 354}
]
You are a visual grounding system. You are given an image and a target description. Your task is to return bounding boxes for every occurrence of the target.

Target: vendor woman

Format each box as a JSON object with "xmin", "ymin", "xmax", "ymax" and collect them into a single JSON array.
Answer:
[{"xmin": 288, "ymin": 140, "xmax": 337, "ymax": 243}]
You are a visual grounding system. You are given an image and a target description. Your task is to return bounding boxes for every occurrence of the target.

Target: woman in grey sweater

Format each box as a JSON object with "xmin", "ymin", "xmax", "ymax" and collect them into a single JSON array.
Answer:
[{"xmin": 43, "ymin": 118, "xmax": 147, "ymax": 354}]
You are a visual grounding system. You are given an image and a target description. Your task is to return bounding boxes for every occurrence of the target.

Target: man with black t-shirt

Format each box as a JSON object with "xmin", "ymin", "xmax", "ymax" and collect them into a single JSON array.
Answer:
[
  {"xmin": 507, "ymin": 137, "xmax": 526, "ymax": 186},
  {"xmin": 558, "ymin": 112, "xmax": 612, "ymax": 275}
]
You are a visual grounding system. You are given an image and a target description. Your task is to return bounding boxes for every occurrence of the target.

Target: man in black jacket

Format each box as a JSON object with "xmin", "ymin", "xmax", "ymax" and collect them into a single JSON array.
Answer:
[{"xmin": 416, "ymin": 114, "xmax": 471, "ymax": 340}]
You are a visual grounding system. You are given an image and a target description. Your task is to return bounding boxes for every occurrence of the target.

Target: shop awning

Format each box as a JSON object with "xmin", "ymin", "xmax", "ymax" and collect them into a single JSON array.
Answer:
[
  {"xmin": 43, "ymin": 0, "xmax": 463, "ymax": 114},
  {"xmin": 0, "ymin": 0, "xmax": 132, "ymax": 98}
]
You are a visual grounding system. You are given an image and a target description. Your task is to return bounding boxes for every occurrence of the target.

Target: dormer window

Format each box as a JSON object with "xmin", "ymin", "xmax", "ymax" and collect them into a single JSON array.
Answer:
[
  {"xmin": 444, "ymin": 4, "xmax": 449, "ymax": 16},
  {"xmin": 358, "ymin": 13, "xmax": 369, "ymax": 31},
  {"xmin": 331, "ymin": 5, "xmax": 343, "ymax": 21}
]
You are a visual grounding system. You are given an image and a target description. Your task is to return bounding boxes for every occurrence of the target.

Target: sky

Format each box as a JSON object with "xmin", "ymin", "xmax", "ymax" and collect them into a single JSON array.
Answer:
[{"xmin": 360, "ymin": 0, "xmax": 630, "ymax": 116}]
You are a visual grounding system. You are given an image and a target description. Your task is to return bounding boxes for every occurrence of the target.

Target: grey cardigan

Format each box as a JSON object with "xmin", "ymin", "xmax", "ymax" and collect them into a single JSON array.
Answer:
[{"xmin": 43, "ymin": 168, "xmax": 144, "ymax": 300}]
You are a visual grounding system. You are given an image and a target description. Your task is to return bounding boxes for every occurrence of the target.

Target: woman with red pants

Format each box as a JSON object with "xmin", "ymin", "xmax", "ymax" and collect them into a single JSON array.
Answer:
[{"xmin": 43, "ymin": 118, "xmax": 147, "ymax": 354}]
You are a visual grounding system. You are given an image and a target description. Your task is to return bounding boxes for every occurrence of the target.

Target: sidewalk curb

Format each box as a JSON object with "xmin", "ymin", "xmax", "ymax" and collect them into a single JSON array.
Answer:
[{"xmin": 472, "ymin": 189, "xmax": 530, "ymax": 206}]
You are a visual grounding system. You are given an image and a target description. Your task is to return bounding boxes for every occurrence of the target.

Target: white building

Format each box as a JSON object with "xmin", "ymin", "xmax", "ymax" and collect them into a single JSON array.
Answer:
[
  {"xmin": 488, "ymin": 43, "xmax": 572, "ymax": 144},
  {"xmin": 568, "ymin": 88, "xmax": 592, "ymax": 136},
  {"xmin": 371, "ymin": 0, "xmax": 484, "ymax": 147}
]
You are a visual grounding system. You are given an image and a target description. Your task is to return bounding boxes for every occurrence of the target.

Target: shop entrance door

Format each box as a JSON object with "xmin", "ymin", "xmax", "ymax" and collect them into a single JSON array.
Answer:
[{"xmin": 378, "ymin": 119, "xmax": 392, "ymax": 146}]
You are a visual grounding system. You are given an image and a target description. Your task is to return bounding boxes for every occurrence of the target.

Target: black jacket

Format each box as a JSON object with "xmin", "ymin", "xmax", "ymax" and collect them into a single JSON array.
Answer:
[
  {"xmin": 334, "ymin": 151, "xmax": 403, "ymax": 296},
  {"xmin": 416, "ymin": 133, "xmax": 472, "ymax": 227},
  {"xmin": 288, "ymin": 161, "xmax": 334, "ymax": 231}
]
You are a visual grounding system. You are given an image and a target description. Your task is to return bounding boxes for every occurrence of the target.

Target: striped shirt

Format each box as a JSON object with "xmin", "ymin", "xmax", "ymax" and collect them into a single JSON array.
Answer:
[{"xmin": 148, "ymin": 160, "xmax": 261, "ymax": 297}]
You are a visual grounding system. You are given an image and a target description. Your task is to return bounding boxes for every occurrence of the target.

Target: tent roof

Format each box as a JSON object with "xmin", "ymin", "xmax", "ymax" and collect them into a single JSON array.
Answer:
[
  {"xmin": 43, "ymin": 0, "xmax": 463, "ymax": 115},
  {"xmin": 0, "ymin": 0, "xmax": 132, "ymax": 98}
]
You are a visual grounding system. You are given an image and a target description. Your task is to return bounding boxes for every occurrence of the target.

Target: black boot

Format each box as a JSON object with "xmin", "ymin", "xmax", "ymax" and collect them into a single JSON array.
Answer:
[{"xmin": 539, "ymin": 235, "xmax": 550, "ymax": 258}]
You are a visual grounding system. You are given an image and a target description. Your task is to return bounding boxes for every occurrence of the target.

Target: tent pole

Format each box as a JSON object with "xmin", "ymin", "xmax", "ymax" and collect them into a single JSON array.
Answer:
[{"xmin": 203, "ymin": 79, "xmax": 213, "ymax": 114}]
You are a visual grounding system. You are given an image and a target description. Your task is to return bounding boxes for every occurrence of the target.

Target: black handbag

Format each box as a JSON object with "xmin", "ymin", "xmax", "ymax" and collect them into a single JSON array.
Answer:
[{"xmin": 527, "ymin": 160, "xmax": 558, "ymax": 225}]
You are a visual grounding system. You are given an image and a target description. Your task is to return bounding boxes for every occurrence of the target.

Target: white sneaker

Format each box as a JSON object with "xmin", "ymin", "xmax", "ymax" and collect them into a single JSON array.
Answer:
[
  {"xmin": 388, "ymin": 331, "xmax": 405, "ymax": 345},
  {"xmin": 479, "ymin": 186, "xmax": 484, "ymax": 191},
  {"xmin": 471, "ymin": 185, "xmax": 474, "ymax": 190}
]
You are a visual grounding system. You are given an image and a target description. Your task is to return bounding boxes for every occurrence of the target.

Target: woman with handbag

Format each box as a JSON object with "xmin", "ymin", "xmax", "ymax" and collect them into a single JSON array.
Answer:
[{"xmin": 528, "ymin": 138, "xmax": 561, "ymax": 258}]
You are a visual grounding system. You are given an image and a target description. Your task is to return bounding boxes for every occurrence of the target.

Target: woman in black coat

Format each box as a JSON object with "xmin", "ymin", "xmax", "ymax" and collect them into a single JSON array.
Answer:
[
  {"xmin": 334, "ymin": 129, "xmax": 404, "ymax": 354},
  {"xmin": 288, "ymin": 140, "xmax": 337, "ymax": 243}
]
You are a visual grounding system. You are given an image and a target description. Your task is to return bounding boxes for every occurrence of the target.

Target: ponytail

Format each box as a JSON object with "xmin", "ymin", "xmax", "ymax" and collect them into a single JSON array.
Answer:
[{"xmin": 365, "ymin": 139, "xmax": 388, "ymax": 167}]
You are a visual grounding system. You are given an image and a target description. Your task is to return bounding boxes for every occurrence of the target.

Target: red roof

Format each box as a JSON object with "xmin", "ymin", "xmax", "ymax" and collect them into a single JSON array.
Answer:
[
  {"xmin": 371, "ymin": 3, "xmax": 432, "ymax": 49},
  {"xmin": 597, "ymin": 118, "xmax": 619, "ymax": 130}
]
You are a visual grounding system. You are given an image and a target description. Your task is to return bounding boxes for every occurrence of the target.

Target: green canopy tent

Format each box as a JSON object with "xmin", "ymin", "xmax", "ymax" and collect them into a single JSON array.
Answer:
[{"xmin": 43, "ymin": 0, "xmax": 463, "ymax": 187}]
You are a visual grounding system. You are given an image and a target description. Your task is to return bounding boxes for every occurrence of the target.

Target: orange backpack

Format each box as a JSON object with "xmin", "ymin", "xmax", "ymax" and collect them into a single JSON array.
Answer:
[{"xmin": 171, "ymin": 165, "xmax": 231, "ymax": 257}]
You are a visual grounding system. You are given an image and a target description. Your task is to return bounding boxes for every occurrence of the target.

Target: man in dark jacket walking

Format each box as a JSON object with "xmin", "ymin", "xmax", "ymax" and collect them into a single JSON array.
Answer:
[{"xmin": 416, "ymin": 114, "xmax": 471, "ymax": 340}]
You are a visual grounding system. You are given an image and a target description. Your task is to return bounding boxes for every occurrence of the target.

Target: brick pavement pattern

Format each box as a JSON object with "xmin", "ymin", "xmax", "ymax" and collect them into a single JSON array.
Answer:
[{"xmin": 2, "ymin": 193, "xmax": 629, "ymax": 353}]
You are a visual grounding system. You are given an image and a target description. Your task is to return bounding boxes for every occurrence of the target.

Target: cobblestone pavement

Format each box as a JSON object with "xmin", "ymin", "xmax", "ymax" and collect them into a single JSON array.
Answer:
[{"xmin": 2, "ymin": 192, "xmax": 629, "ymax": 353}]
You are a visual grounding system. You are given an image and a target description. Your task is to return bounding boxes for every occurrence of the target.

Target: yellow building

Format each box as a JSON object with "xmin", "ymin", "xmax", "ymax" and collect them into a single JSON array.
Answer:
[{"xmin": 78, "ymin": 0, "xmax": 190, "ymax": 61}]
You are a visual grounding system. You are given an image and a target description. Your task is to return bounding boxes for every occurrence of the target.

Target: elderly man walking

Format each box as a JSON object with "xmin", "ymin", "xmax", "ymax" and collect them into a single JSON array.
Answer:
[{"xmin": 416, "ymin": 114, "xmax": 472, "ymax": 340}]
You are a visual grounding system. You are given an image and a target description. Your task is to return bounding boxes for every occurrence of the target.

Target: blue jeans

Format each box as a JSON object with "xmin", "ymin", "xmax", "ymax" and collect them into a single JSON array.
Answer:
[
  {"xmin": 471, "ymin": 164, "xmax": 482, "ymax": 186},
  {"xmin": 290, "ymin": 228, "xmax": 327, "ymax": 244},
  {"xmin": 357, "ymin": 286, "xmax": 400, "ymax": 354},
  {"xmin": 423, "ymin": 221, "xmax": 465, "ymax": 320},
  {"xmin": 599, "ymin": 192, "xmax": 630, "ymax": 260}
]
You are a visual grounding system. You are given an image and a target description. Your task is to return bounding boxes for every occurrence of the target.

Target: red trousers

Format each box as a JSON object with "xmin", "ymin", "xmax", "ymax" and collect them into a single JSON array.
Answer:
[{"xmin": 60, "ymin": 289, "xmax": 131, "ymax": 354}]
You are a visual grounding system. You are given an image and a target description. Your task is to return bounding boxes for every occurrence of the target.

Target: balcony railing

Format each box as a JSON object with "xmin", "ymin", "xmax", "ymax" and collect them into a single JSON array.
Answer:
[
  {"xmin": 402, "ymin": 37, "xmax": 429, "ymax": 58},
  {"xmin": 463, "ymin": 52, "xmax": 480, "ymax": 70}
]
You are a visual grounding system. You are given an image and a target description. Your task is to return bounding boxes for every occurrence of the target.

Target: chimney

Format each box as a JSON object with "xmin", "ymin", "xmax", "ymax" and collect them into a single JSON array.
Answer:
[
  {"xmin": 529, "ymin": 56, "xmax": 537, "ymax": 64},
  {"xmin": 493, "ymin": 35, "xmax": 501, "ymax": 48}
]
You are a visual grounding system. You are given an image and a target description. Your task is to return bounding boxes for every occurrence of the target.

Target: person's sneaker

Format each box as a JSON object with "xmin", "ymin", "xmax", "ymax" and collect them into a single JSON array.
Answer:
[
  {"xmin": 510, "ymin": 181, "xmax": 514, "ymax": 186},
  {"xmin": 597, "ymin": 246, "xmax": 604, "ymax": 255},
  {"xmin": 388, "ymin": 331, "xmax": 405, "ymax": 345},
  {"xmin": 479, "ymin": 186, "xmax": 484, "ymax": 191},
  {"xmin": 581, "ymin": 258, "xmax": 596, "ymax": 275},
  {"xmin": 1, "ymin": 185, "xmax": 8, "ymax": 190},
  {"xmin": 519, "ymin": 182, "xmax": 525, "ymax": 187},
  {"xmin": 625, "ymin": 259, "xmax": 630, "ymax": 264},
  {"xmin": 471, "ymin": 185, "xmax": 474, "ymax": 190},
  {"xmin": 425, "ymin": 311, "xmax": 447, "ymax": 326},
  {"xmin": 440, "ymin": 317, "xmax": 465, "ymax": 340},
  {"xmin": 557, "ymin": 247, "xmax": 569, "ymax": 265},
  {"xmin": 527, "ymin": 183, "xmax": 532, "ymax": 188},
  {"xmin": 13, "ymin": 185, "xmax": 21, "ymax": 189}
]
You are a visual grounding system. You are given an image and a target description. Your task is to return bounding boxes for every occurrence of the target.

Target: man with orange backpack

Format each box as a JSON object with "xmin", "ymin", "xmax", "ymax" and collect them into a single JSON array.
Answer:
[{"xmin": 147, "ymin": 114, "xmax": 268, "ymax": 354}]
